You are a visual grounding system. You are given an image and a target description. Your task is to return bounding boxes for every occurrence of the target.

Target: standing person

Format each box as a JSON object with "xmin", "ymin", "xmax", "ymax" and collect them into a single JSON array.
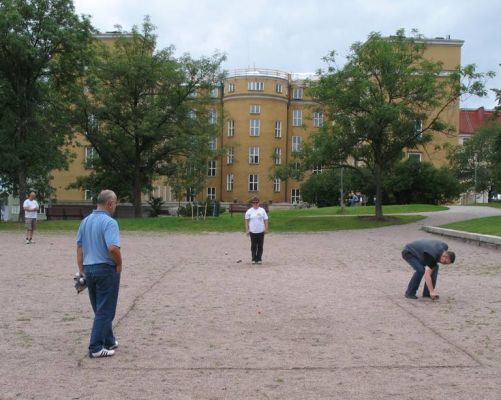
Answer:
[
  {"xmin": 402, "ymin": 239, "xmax": 455, "ymax": 300},
  {"xmin": 76, "ymin": 190, "xmax": 122, "ymax": 358},
  {"xmin": 245, "ymin": 197, "xmax": 269, "ymax": 265},
  {"xmin": 23, "ymin": 191, "xmax": 39, "ymax": 244}
]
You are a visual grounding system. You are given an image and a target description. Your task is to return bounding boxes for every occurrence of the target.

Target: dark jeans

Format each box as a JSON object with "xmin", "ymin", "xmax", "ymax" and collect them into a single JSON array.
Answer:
[
  {"xmin": 402, "ymin": 249, "xmax": 439, "ymax": 297},
  {"xmin": 250, "ymin": 232, "xmax": 265, "ymax": 262},
  {"xmin": 84, "ymin": 263, "xmax": 121, "ymax": 353}
]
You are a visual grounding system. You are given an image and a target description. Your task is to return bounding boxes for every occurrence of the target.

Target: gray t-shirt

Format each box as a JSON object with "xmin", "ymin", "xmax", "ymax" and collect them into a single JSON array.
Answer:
[{"xmin": 404, "ymin": 239, "xmax": 448, "ymax": 268}]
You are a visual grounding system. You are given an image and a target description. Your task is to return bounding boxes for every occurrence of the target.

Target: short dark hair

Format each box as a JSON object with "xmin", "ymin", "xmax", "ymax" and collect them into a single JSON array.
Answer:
[
  {"xmin": 446, "ymin": 251, "xmax": 456, "ymax": 264},
  {"xmin": 250, "ymin": 196, "xmax": 259, "ymax": 203}
]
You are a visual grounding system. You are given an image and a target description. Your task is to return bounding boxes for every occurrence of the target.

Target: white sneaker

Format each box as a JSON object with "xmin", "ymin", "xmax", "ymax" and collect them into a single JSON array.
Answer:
[
  {"xmin": 90, "ymin": 348, "xmax": 115, "ymax": 358},
  {"xmin": 29, "ymin": 239, "xmax": 35, "ymax": 244},
  {"xmin": 26, "ymin": 239, "xmax": 30, "ymax": 244},
  {"xmin": 107, "ymin": 340, "xmax": 118, "ymax": 350}
]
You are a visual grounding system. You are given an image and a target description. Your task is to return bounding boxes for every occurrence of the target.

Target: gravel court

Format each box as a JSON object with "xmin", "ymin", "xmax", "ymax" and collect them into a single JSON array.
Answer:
[{"xmin": 1, "ymin": 206, "xmax": 501, "ymax": 399}]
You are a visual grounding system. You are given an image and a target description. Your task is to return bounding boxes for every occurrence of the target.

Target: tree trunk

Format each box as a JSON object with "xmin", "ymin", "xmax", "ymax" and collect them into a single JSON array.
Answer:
[
  {"xmin": 374, "ymin": 164, "xmax": 384, "ymax": 220},
  {"xmin": 133, "ymin": 175, "xmax": 142, "ymax": 218},
  {"xmin": 18, "ymin": 168, "xmax": 27, "ymax": 222}
]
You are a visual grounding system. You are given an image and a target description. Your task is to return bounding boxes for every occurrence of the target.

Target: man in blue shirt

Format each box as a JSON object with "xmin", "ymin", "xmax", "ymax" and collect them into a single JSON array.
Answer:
[
  {"xmin": 77, "ymin": 190, "xmax": 122, "ymax": 358},
  {"xmin": 402, "ymin": 239, "xmax": 455, "ymax": 300}
]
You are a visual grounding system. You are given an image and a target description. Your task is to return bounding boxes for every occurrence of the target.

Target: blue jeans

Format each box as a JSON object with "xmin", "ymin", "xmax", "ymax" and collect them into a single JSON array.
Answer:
[
  {"xmin": 84, "ymin": 263, "xmax": 120, "ymax": 353},
  {"xmin": 402, "ymin": 249, "xmax": 439, "ymax": 297}
]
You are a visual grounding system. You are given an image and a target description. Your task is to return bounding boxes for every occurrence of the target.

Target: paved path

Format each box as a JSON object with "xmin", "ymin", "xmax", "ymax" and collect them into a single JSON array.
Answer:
[{"xmin": 1, "ymin": 206, "xmax": 500, "ymax": 399}]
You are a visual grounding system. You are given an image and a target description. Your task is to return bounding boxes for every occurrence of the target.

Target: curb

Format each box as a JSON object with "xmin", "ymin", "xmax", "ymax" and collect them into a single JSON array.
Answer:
[{"xmin": 422, "ymin": 226, "xmax": 501, "ymax": 249}]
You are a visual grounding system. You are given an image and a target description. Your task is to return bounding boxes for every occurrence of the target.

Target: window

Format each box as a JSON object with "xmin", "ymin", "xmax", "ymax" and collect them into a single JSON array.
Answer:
[
  {"xmin": 274, "ymin": 147, "xmax": 282, "ymax": 165},
  {"xmin": 209, "ymin": 109, "xmax": 217, "ymax": 125},
  {"xmin": 227, "ymin": 147, "xmax": 234, "ymax": 164},
  {"xmin": 84, "ymin": 146, "xmax": 96, "ymax": 168},
  {"xmin": 250, "ymin": 104, "xmax": 261, "ymax": 114},
  {"xmin": 227, "ymin": 82, "xmax": 235, "ymax": 93},
  {"xmin": 210, "ymin": 88, "xmax": 218, "ymax": 98},
  {"xmin": 226, "ymin": 174, "xmax": 234, "ymax": 192},
  {"xmin": 227, "ymin": 119, "xmax": 235, "ymax": 137},
  {"xmin": 208, "ymin": 138, "xmax": 217, "ymax": 151},
  {"xmin": 84, "ymin": 189, "xmax": 94, "ymax": 201},
  {"xmin": 291, "ymin": 188, "xmax": 301, "ymax": 204},
  {"xmin": 249, "ymin": 119, "xmax": 260, "ymax": 136},
  {"xmin": 461, "ymin": 136, "xmax": 471, "ymax": 145},
  {"xmin": 207, "ymin": 187, "xmax": 216, "ymax": 200},
  {"xmin": 248, "ymin": 81, "xmax": 264, "ymax": 91},
  {"xmin": 312, "ymin": 165, "xmax": 322, "ymax": 174},
  {"xmin": 313, "ymin": 112, "xmax": 324, "ymax": 128},
  {"xmin": 415, "ymin": 119, "xmax": 423, "ymax": 137},
  {"xmin": 408, "ymin": 152, "xmax": 422, "ymax": 162},
  {"xmin": 274, "ymin": 120, "xmax": 282, "ymax": 138},
  {"xmin": 292, "ymin": 136, "xmax": 302, "ymax": 153},
  {"xmin": 292, "ymin": 110, "xmax": 302, "ymax": 127},
  {"xmin": 276, "ymin": 83, "xmax": 283, "ymax": 93},
  {"xmin": 208, "ymin": 160, "xmax": 216, "ymax": 176},
  {"xmin": 292, "ymin": 87, "xmax": 303, "ymax": 100},
  {"xmin": 249, "ymin": 174, "xmax": 259, "ymax": 191},
  {"xmin": 273, "ymin": 178, "xmax": 281, "ymax": 193},
  {"xmin": 249, "ymin": 146, "xmax": 260, "ymax": 164},
  {"xmin": 186, "ymin": 188, "xmax": 195, "ymax": 202},
  {"xmin": 87, "ymin": 114, "xmax": 98, "ymax": 135}
]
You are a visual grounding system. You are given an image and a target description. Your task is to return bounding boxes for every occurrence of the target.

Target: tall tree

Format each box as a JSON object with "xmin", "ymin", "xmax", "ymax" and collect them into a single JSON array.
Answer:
[
  {"xmin": 0, "ymin": 0, "xmax": 95, "ymax": 217},
  {"xmin": 73, "ymin": 18, "xmax": 225, "ymax": 217},
  {"xmin": 305, "ymin": 29, "xmax": 491, "ymax": 219}
]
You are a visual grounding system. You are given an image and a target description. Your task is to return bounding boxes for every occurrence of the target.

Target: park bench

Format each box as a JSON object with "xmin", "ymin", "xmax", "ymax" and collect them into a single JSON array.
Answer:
[
  {"xmin": 228, "ymin": 203, "xmax": 268, "ymax": 216},
  {"xmin": 46, "ymin": 206, "xmax": 84, "ymax": 220}
]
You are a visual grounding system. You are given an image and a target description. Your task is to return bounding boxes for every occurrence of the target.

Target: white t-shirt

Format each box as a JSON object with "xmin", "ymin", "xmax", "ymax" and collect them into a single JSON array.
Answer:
[
  {"xmin": 245, "ymin": 207, "xmax": 269, "ymax": 233},
  {"xmin": 23, "ymin": 199, "xmax": 39, "ymax": 219}
]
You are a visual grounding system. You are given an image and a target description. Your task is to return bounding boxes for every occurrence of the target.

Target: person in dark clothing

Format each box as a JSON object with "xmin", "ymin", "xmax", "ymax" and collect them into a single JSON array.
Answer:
[{"xmin": 402, "ymin": 239, "xmax": 455, "ymax": 300}]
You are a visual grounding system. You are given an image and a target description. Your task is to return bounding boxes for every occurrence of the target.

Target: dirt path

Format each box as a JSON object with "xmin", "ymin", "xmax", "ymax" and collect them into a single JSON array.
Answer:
[{"xmin": 1, "ymin": 206, "xmax": 500, "ymax": 399}]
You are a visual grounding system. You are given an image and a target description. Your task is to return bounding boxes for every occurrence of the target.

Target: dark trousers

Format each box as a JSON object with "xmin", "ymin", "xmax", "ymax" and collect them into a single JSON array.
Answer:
[
  {"xmin": 84, "ymin": 263, "xmax": 121, "ymax": 353},
  {"xmin": 250, "ymin": 232, "xmax": 265, "ymax": 262},
  {"xmin": 402, "ymin": 249, "xmax": 439, "ymax": 297}
]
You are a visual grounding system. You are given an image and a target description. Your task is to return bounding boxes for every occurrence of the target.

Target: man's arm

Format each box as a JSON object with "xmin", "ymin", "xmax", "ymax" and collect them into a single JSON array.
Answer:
[
  {"xmin": 424, "ymin": 266, "xmax": 437, "ymax": 298},
  {"xmin": 108, "ymin": 245, "xmax": 122, "ymax": 273},
  {"xmin": 76, "ymin": 246, "xmax": 84, "ymax": 274}
]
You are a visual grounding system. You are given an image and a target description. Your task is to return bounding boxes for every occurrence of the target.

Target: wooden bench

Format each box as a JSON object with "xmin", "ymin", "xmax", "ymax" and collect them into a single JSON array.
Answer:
[
  {"xmin": 228, "ymin": 203, "xmax": 269, "ymax": 216},
  {"xmin": 46, "ymin": 207, "xmax": 84, "ymax": 220}
]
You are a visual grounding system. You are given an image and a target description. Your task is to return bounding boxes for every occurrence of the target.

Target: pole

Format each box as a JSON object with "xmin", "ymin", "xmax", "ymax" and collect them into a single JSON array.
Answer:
[{"xmin": 340, "ymin": 167, "xmax": 344, "ymax": 208}]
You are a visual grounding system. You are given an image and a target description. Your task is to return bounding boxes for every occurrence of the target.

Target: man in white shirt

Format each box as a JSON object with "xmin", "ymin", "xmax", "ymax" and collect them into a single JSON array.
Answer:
[
  {"xmin": 23, "ymin": 191, "xmax": 39, "ymax": 244},
  {"xmin": 245, "ymin": 197, "xmax": 269, "ymax": 265}
]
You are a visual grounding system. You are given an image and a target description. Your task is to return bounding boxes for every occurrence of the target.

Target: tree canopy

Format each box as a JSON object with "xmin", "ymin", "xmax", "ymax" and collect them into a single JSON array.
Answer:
[
  {"xmin": 302, "ymin": 29, "xmax": 492, "ymax": 218},
  {"xmin": 72, "ymin": 18, "xmax": 225, "ymax": 216},
  {"xmin": 0, "ymin": 0, "xmax": 95, "ymax": 214}
]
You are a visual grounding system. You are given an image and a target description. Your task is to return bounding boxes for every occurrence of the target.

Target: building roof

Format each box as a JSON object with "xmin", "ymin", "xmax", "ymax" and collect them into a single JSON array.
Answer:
[{"xmin": 460, "ymin": 107, "xmax": 501, "ymax": 135}]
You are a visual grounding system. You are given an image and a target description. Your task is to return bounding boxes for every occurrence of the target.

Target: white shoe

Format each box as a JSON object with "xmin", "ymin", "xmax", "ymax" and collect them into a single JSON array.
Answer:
[
  {"xmin": 107, "ymin": 340, "xmax": 118, "ymax": 350},
  {"xmin": 26, "ymin": 239, "xmax": 30, "ymax": 244},
  {"xmin": 90, "ymin": 348, "xmax": 115, "ymax": 358}
]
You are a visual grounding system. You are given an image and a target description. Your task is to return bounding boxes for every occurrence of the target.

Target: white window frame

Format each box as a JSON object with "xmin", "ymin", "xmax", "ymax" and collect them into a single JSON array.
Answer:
[
  {"xmin": 248, "ymin": 81, "xmax": 264, "ymax": 91},
  {"xmin": 210, "ymin": 88, "xmax": 218, "ymax": 98},
  {"xmin": 227, "ymin": 119, "xmax": 235, "ymax": 137},
  {"xmin": 207, "ymin": 187, "xmax": 216, "ymax": 200},
  {"xmin": 227, "ymin": 147, "xmax": 234, "ymax": 164},
  {"xmin": 208, "ymin": 160, "xmax": 217, "ymax": 176},
  {"xmin": 291, "ymin": 188, "xmax": 301, "ymax": 204},
  {"xmin": 274, "ymin": 120, "xmax": 282, "ymax": 138},
  {"xmin": 292, "ymin": 110, "xmax": 302, "ymax": 127},
  {"xmin": 292, "ymin": 87, "xmax": 304, "ymax": 100},
  {"xmin": 312, "ymin": 165, "xmax": 322, "ymax": 174},
  {"xmin": 276, "ymin": 83, "xmax": 283, "ymax": 93},
  {"xmin": 273, "ymin": 178, "xmax": 281, "ymax": 193},
  {"xmin": 313, "ymin": 112, "xmax": 324, "ymax": 128},
  {"xmin": 209, "ymin": 137, "xmax": 217, "ymax": 151},
  {"xmin": 250, "ymin": 104, "xmax": 261, "ymax": 114},
  {"xmin": 227, "ymin": 82, "xmax": 235, "ymax": 93},
  {"xmin": 249, "ymin": 119, "xmax": 260, "ymax": 136},
  {"xmin": 274, "ymin": 147, "xmax": 282, "ymax": 165},
  {"xmin": 249, "ymin": 146, "xmax": 260, "ymax": 164},
  {"xmin": 292, "ymin": 136, "xmax": 302, "ymax": 153},
  {"xmin": 209, "ymin": 109, "xmax": 217, "ymax": 125},
  {"xmin": 85, "ymin": 146, "xmax": 95, "ymax": 168},
  {"xmin": 248, "ymin": 174, "xmax": 259, "ymax": 192},
  {"xmin": 226, "ymin": 174, "xmax": 234, "ymax": 192},
  {"xmin": 84, "ymin": 189, "xmax": 94, "ymax": 201},
  {"xmin": 408, "ymin": 152, "xmax": 422, "ymax": 162}
]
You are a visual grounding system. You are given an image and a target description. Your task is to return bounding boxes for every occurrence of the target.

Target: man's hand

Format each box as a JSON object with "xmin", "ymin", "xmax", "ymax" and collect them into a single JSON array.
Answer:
[{"xmin": 116, "ymin": 264, "xmax": 122, "ymax": 273}]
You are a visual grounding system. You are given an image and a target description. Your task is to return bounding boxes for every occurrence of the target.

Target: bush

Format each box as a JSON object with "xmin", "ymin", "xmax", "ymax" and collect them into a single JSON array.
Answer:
[{"xmin": 147, "ymin": 196, "xmax": 165, "ymax": 217}]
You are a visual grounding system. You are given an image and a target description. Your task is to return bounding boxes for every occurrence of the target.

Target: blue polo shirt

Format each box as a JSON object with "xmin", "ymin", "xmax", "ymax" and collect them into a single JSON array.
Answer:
[{"xmin": 76, "ymin": 209, "xmax": 120, "ymax": 266}]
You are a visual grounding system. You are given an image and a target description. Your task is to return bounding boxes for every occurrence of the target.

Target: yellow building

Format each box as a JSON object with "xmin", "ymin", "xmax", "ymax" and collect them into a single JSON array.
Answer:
[{"xmin": 50, "ymin": 36, "xmax": 464, "ymax": 207}]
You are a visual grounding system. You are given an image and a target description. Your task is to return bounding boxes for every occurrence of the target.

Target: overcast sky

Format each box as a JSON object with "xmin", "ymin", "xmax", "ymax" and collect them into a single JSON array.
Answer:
[{"xmin": 73, "ymin": 0, "xmax": 500, "ymax": 109}]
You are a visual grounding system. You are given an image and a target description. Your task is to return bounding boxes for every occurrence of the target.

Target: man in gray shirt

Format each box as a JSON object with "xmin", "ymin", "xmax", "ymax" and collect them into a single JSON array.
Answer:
[{"xmin": 402, "ymin": 239, "xmax": 455, "ymax": 300}]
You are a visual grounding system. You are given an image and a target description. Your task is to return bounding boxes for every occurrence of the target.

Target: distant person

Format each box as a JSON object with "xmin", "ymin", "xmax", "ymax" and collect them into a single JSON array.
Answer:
[
  {"xmin": 77, "ymin": 190, "xmax": 122, "ymax": 358},
  {"xmin": 245, "ymin": 197, "xmax": 269, "ymax": 265},
  {"xmin": 348, "ymin": 192, "xmax": 359, "ymax": 207},
  {"xmin": 23, "ymin": 191, "xmax": 39, "ymax": 244},
  {"xmin": 402, "ymin": 239, "xmax": 455, "ymax": 300}
]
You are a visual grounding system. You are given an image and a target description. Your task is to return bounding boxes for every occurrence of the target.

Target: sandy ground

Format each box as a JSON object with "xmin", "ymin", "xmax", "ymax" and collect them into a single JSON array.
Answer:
[{"xmin": 1, "ymin": 205, "xmax": 501, "ymax": 399}]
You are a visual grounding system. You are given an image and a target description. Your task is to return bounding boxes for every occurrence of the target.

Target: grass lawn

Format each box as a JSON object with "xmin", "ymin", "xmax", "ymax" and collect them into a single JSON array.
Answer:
[
  {"xmin": 0, "ymin": 204, "xmax": 442, "ymax": 233},
  {"xmin": 441, "ymin": 216, "xmax": 501, "ymax": 236}
]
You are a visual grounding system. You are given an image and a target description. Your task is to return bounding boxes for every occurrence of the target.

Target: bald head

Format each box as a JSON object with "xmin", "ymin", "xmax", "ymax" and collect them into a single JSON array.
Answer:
[{"xmin": 97, "ymin": 190, "xmax": 117, "ymax": 207}]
